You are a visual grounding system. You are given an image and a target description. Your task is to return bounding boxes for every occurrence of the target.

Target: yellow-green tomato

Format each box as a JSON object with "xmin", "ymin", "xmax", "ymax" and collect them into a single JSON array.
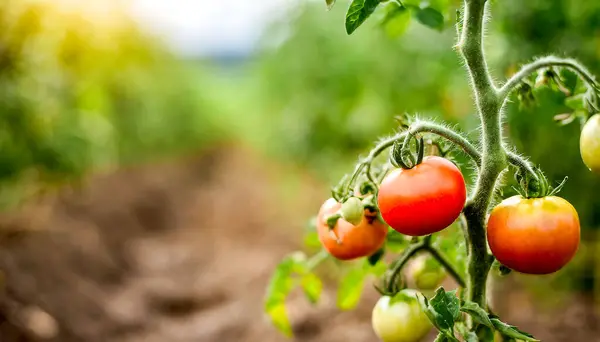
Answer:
[
  {"xmin": 372, "ymin": 290, "xmax": 432, "ymax": 342},
  {"xmin": 410, "ymin": 256, "xmax": 446, "ymax": 291},
  {"xmin": 580, "ymin": 114, "xmax": 600, "ymax": 173}
]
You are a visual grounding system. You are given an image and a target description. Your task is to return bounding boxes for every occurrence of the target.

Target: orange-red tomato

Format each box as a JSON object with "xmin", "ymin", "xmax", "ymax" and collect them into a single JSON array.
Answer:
[
  {"xmin": 377, "ymin": 156, "xmax": 467, "ymax": 236},
  {"xmin": 317, "ymin": 198, "xmax": 387, "ymax": 260},
  {"xmin": 487, "ymin": 195, "xmax": 580, "ymax": 275}
]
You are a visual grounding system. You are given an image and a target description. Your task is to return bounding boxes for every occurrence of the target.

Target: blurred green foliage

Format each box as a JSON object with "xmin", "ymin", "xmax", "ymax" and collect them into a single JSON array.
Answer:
[{"xmin": 0, "ymin": 0, "xmax": 223, "ymax": 207}]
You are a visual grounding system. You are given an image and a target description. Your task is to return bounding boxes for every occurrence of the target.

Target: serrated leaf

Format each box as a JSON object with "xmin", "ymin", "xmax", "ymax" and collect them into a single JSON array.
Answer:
[
  {"xmin": 381, "ymin": 2, "xmax": 411, "ymax": 38},
  {"xmin": 460, "ymin": 301, "xmax": 493, "ymax": 328},
  {"xmin": 326, "ymin": 0, "xmax": 336, "ymax": 10},
  {"xmin": 565, "ymin": 93, "xmax": 585, "ymax": 110},
  {"xmin": 417, "ymin": 293, "xmax": 454, "ymax": 337},
  {"xmin": 345, "ymin": 0, "xmax": 382, "ymax": 35},
  {"xmin": 490, "ymin": 318, "xmax": 539, "ymax": 341},
  {"xmin": 417, "ymin": 293, "xmax": 441, "ymax": 328},
  {"xmin": 264, "ymin": 257, "xmax": 297, "ymax": 336},
  {"xmin": 301, "ymin": 273, "xmax": 323, "ymax": 304},
  {"xmin": 429, "ymin": 288, "xmax": 460, "ymax": 329},
  {"xmin": 415, "ymin": 7, "xmax": 444, "ymax": 30},
  {"xmin": 337, "ymin": 268, "xmax": 366, "ymax": 310}
]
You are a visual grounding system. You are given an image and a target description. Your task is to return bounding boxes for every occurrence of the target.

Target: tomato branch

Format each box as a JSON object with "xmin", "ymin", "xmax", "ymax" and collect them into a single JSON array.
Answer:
[
  {"xmin": 345, "ymin": 132, "xmax": 410, "ymax": 193},
  {"xmin": 505, "ymin": 150, "xmax": 539, "ymax": 179},
  {"xmin": 405, "ymin": 121, "xmax": 482, "ymax": 167},
  {"xmin": 498, "ymin": 56, "xmax": 599, "ymax": 101}
]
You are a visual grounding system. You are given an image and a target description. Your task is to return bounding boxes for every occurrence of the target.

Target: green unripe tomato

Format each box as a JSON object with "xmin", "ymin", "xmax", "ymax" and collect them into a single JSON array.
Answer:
[
  {"xmin": 580, "ymin": 114, "xmax": 600, "ymax": 173},
  {"xmin": 372, "ymin": 290, "xmax": 432, "ymax": 342},
  {"xmin": 341, "ymin": 197, "xmax": 364, "ymax": 225},
  {"xmin": 409, "ymin": 255, "xmax": 446, "ymax": 291}
]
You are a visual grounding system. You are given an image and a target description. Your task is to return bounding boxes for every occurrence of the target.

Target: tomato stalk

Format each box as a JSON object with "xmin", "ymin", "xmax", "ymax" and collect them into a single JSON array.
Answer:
[
  {"xmin": 458, "ymin": 0, "xmax": 504, "ymax": 313},
  {"xmin": 498, "ymin": 56, "xmax": 599, "ymax": 101}
]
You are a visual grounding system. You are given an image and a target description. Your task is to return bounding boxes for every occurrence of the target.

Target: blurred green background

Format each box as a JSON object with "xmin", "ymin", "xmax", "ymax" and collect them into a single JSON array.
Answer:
[{"xmin": 0, "ymin": 0, "xmax": 599, "ymax": 340}]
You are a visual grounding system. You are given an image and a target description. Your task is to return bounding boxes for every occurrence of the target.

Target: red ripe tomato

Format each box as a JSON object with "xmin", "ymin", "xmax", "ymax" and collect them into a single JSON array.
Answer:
[
  {"xmin": 317, "ymin": 198, "xmax": 387, "ymax": 260},
  {"xmin": 487, "ymin": 195, "xmax": 580, "ymax": 275},
  {"xmin": 377, "ymin": 156, "xmax": 467, "ymax": 236}
]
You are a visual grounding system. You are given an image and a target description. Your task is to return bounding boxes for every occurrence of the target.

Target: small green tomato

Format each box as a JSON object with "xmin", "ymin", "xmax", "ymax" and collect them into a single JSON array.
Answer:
[
  {"xmin": 581, "ymin": 114, "xmax": 600, "ymax": 173},
  {"xmin": 409, "ymin": 255, "xmax": 446, "ymax": 291},
  {"xmin": 341, "ymin": 197, "xmax": 364, "ymax": 225},
  {"xmin": 372, "ymin": 290, "xmax": 432, "ymax": 342}
]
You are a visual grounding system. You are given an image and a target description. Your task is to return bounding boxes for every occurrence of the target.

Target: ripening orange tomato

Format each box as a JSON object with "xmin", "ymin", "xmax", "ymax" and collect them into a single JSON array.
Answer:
[
  {"xmin": 487, "ymin": 195, "xmax": 580, "ymax": 275},
  {"xmin": 317, "ymin": 198, "xmax": 387, "ymax": 260}
]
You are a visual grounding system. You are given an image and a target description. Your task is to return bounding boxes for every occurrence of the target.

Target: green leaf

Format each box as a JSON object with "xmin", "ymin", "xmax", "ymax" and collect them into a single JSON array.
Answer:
[
  {"xmin": 337, "ymin": 268, "xmax": 366, "ymax": 310},
  {"xmin": 415, "ymin": 7, "xmax": 444, "ymax": 30},
  {"xmin": 345, "ymin": 0, "xmax": 382, "ymax": 35},
  {"xmin": 460, "ymin": 301, "xmax": 493, "ymax": 328},
  {"xmin": 429, "ymin": 288, "xmax": 461, "ymax": 329},
  {"xmin": 416, "ymin": 293, "xmax": 457, "ymax": 341},
  {"xmin": 326, "ymin": 0, "xmax": 336, "ymax": 10},
  {"xmin": 264, "ymin": 257, "xmax": 298, "ymax": 337},
  {"xmin": 490, "ymin": 318, "xmax": 539, "ymax": 341},
  {"xmin": 301, "ymin": 273, "xmax": 323, "ymax": 304},
  {"xmin": 265, "ymin": 302, "xmax": 292, "ymax": 337},
  {"xmin": 565, "ymin": 93, "xmax": 585, "ymax": 110},
  {"xmin": 381, "ymin": 2, "xmax": 411, "ymax": 38}
]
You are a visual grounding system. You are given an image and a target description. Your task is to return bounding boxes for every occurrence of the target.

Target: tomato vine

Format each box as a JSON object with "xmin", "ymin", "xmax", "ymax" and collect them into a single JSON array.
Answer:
[{"xmin": 265, "ymin": 0, "xmax": 600, "ymax": 341}]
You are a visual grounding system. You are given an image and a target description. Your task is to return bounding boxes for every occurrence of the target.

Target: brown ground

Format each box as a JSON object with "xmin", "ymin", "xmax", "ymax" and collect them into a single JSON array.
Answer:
[{"xmin": 0, "ymin": 145, "xmax": 597, "ymax": 342}]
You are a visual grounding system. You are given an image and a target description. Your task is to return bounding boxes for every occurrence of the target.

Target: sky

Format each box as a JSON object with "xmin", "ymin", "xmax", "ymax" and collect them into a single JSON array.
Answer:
[{"xmin": 129, "ymin": 0, "xmax": 295, "ymax": 57}]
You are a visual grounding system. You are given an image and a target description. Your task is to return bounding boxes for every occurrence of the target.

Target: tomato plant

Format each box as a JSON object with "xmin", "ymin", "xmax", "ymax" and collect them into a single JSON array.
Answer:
[
  {"xmin": 487, "ymin": 195, "xmax": 580, "ymax": 275},
  {"xmin": 371, "ymin": 290, "xmax": 432, "ymax": 342},
  {"xmin": 265, "ymin": 0, "xmax": 599, "ymax": 340}
]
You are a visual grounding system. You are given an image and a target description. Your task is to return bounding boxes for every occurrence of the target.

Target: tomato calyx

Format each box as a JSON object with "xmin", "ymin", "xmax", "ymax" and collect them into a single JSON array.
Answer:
[
  {"xmin": 513, "ymin": 166, "xmax": 568, "ymax": 199},
  {"xmin": 325, "ymin": 213, "xmax": 342, "ymax": 244},
  {"xmin": 390, "ymin": 134, "xmax": 425, "ymax": 169}
]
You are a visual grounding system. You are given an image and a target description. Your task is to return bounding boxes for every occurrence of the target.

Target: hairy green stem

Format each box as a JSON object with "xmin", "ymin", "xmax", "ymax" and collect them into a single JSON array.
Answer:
[
  {"xmin": 499, "ymin": 56, "xmax": 599, "ymax": 100},
  {"xmin": 458, "ymin": 0, "xmax": 504, "ymax": 310},
  {"xmin": 506, "ymin": 150, "xmax": 539, "ymax": 181},
  {"xmin": 407, "ymin": 121, "xmax": 482, "ymax": 166}
]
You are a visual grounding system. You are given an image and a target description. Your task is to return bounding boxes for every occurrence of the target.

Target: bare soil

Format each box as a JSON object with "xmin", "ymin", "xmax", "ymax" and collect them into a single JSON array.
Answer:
[{"xmin": 0, "ymin": 145, "xmax": 597, "ymax": 342}]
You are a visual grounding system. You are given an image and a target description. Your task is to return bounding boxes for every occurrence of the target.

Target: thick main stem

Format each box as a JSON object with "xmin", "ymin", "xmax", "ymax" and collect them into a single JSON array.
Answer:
[{"xmin": 458, "ymin": 0, "xmax": 506, "ymax": 309}]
